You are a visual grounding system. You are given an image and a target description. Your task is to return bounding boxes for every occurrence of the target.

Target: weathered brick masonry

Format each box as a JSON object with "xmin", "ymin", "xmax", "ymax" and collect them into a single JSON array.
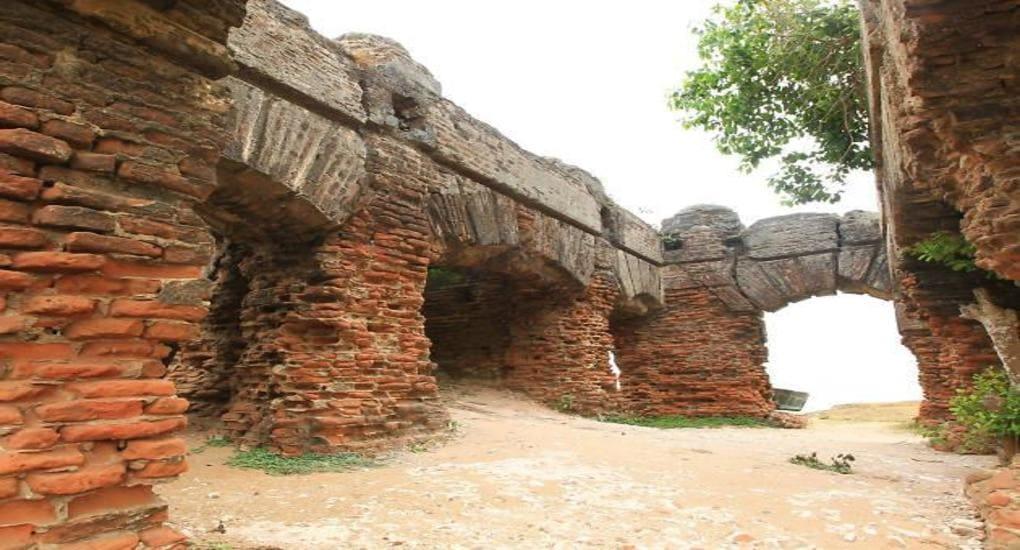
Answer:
[
  {"xmin": 1, "ymin": 0, "xmax": 1016, "ymax": 546},
  {"xmin": 0, "ymin": 0, "xmax": 671, "ymax": 542},
  {"xmin": 0, "ymin": 0, "xmax": 247, "ymax": 546},
  {"xmin": 859, "ymin": 0, "xmax": 1019, "ymax": 545},
  {"xmin": 613, "ymin": 285, "xmax": 772, "ymax": 417}
]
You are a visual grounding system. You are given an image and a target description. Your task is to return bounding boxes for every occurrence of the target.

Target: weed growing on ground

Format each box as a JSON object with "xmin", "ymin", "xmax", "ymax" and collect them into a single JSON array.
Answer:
[
  {"xmin": 190, "ymin": 435, "xmax": 233, "ymax": 454},
  {"xmin": 408, "ymin": 442, "xmax": 430, "ymax": 453},
  {"xmin": 789, "ymin": 452, "xmax": 855, "ymax": 474},
  {"xmin": 556, "ymin": 394, "xmax": 575, "ymax": 412},
  {"xmin": 600, "ymin": 415, "xmax": 769, "ymax": 429},
  {"xmin": 226, "ymin": 447, "xmax": 376, "ymax": 476}
]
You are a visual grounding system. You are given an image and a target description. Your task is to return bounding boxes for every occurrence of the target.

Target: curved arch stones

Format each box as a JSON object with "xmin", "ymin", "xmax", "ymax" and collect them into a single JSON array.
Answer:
[{"xmin": 661, "ymin": 206, "xmax": 891, "ymax": 312}]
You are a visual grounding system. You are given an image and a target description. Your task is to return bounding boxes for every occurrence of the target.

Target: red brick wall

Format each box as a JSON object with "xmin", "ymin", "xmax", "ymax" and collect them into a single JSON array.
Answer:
[
  {"xmin": 613, "ymin": 287, "xmax": 773, "ymax": 417},
  {"xmin": 0, "ymin": 0, "xmax": 245, "ymax": 545},
  {"xmin": 167, "ymin": 241, "xmax": 249, "ymax": 418}
]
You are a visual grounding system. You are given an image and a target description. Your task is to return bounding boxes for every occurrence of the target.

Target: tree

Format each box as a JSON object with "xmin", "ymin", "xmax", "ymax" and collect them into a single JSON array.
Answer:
[{"xmin": 670, "ymin": 0, "xmax": 870, "ymax": 204}]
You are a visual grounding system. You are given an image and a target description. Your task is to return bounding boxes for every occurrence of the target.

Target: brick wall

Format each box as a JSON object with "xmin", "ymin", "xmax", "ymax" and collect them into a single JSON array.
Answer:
[
  {"xmin": 0, "ymin": 0, "xmax": 245, "ymax": 545},
  {"xmin": 613, "ymin": 287, "xmax": 773, "ymax": 417},
  {"xmin": 504, "ymin": 272, "xmax": 622, "ymax": 414}
]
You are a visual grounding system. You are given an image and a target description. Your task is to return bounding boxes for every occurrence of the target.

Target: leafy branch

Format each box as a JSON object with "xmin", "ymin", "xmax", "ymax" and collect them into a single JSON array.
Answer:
[{"xmin": 671, "ymin": 0, "xmax": 871, "ymax": 205}]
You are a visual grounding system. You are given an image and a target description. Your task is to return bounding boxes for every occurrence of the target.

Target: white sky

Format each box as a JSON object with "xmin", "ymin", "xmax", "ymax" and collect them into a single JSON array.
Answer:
[{"xmin": 281, "ymin": 0, "xmax": 922, "ymax": 411}]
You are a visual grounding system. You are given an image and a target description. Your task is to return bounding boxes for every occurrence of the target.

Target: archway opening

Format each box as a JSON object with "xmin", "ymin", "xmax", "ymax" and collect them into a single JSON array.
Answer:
[
  {"xmin": 165, "ymin": 161, "xmax": 331, "ymax": 448},
  {"xmin": 764, "ymin": 293, "xmax": 921, "ymax": 415},
  {"xmin": 422, "ymin": 266, "xmax": 515, "ymax": 386},
  {"xmin": 419, "ymin": 251, "xmax": 605, "ymax": 410}
]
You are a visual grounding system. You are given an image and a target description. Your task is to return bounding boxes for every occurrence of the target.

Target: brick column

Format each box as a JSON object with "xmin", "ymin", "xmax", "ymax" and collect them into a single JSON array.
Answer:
[
  {"xmin": 504, "ymin": 272, "xmax": 621, "ymax": 414},
  {"xmin": 0, "ymin": 1, "xmax": 243, "ymax": 545},
  {"xmin": 613, "ymin": 287, "xmax": 773, "ymax": 417}
]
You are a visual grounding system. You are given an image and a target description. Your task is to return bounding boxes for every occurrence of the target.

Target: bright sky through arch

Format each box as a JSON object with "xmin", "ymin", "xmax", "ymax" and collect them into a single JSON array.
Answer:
[{"xmin": 281, "ymin": 0, "xmax": 922, "ymax": 409}]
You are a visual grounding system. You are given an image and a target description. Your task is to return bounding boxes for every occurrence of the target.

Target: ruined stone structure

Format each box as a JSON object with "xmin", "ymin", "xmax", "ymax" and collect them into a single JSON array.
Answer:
[
  {"xmin": 857, "ymin": 0, "xmax": 1020, "ymax": 545},
  {"xmin": 0, "ymin": 1, "xmax": 665, "ymax": 544},
  {"xmin": 0, "ymin": 0, "xmax": 1016, "ymax": 546},
  {"xmin": 613, "ymin": 207, "xmax": 893, "ymax": 418}
]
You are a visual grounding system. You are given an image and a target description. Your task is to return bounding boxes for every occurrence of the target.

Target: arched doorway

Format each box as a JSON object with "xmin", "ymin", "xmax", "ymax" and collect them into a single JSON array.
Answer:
[{"xmin": 764, "ymin": 294, "xmax": 921, "ymax": 413}]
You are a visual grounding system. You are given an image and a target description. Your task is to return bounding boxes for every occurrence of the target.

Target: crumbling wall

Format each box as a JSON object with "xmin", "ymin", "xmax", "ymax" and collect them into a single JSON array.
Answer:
[
  {"xmin": 860, "ymin": 1, "xmax": 1019, "ymax": 545},
  {"xmin": 504, "ymin": 272, "xmax": 622, "ymax": 414},
  {"xmin": 167, "ymin": 241, "xmax": 250, "ymax": 417},
  {"xmin": 0, "ymin": 0, "xmax": 245, "ymax": 545},
  {"xmin": 613, "ymin": 286, "xmax": 772, "ymax": 417}
]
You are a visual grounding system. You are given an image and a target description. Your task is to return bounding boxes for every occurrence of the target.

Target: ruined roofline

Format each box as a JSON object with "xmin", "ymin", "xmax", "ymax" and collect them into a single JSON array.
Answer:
[{"xmin": 225, "ymin": 0, "xmax": 663, "ymax": 265}]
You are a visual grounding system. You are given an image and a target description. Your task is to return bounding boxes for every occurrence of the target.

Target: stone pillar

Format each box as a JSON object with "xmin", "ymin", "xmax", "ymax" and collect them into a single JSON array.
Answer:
[{"xmin": 0, "ymin": 0, "xmax": 244, "ymax": 545}]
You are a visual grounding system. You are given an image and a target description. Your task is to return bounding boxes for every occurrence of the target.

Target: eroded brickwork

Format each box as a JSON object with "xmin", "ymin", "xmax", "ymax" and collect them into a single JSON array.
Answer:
[
  {"xmin": 503, "ymin": 272, "xmax": 622, "ymax": 414},
  {"xmin": 167, "ymin": 241, "xmax": 249, "ymax": 418},
  {"xmin": 966, "ymin": 459, "xmax": 1020, "ymax": 549},
  {"xmin": 613, "ymin": 287, "xmax": 772, "ymax": 417},
  {"xmin": 860, "ymin": 1, "xmax": 1020, "ymax": 544},
  {"xmin": 3, "ymin": 0, "xmax": 1014, "ymax": 545},
  {"xmin": 0, "ymin": 0, "xmax": 245, "ymax": 545}
]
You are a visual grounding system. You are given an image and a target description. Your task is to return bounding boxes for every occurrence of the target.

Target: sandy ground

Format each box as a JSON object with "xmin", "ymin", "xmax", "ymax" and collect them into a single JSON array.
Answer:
[{"xmin": 163, "ymin": 388, "xmax": 995, "ymax": 549}]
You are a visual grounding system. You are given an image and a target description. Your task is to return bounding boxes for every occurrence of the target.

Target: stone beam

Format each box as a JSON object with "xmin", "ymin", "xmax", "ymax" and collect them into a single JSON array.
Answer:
[
  {"xmin": 227, "ymin": 0, "xmax": 366, "ymax": 123},
  {"xmin": 661, "ymin": 206, "xmax": 891, "ymax": 313},
  {"xmin": 218, "ymin": 77, "xmax": 368, "ymax": 231}
]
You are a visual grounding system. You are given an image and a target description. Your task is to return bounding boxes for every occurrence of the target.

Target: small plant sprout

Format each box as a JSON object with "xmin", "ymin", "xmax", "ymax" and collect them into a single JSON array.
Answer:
[{"xmin": 789, "ymin": 452, "xmax": 856, "ymax": 474}]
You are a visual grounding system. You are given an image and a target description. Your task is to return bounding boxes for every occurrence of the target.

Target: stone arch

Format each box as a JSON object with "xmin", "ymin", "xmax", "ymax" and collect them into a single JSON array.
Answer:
[
  {"xmin": 734, "ymin": 211, "xmax": 891, "ymax": 311},
  {"xmin": 421, "ymin": 181, "xmax": 630, "ymax": 413},
  {"xmin": 198, "ymin": 76, "xmax": 370, "ymax": 241},
  {"xmin": 424, "ymin": 172, "xmax": 597, "ymax": 290},
  {"xmin": 613, "ymin": 206, "xmax": 901, "ymax": 419}
]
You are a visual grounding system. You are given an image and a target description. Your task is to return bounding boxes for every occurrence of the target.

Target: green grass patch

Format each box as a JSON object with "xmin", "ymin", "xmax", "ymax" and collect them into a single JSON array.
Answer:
[
  {"xmin": 226, "ymin": 447, "xmax": 376, "ymax": 476},
  {"xmin": 600, "ymin": 415, "xmax": 769, "ymax": 429}
]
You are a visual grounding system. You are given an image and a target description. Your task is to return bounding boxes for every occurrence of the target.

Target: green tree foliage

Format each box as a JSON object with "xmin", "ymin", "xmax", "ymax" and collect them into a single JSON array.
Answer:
[{"xmin": 671, "ymin": 0, "xmax": 871, "ymax": 204}]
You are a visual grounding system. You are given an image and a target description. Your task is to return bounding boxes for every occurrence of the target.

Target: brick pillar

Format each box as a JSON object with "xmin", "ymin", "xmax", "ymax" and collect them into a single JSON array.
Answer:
[
  {"xmin": 901, "ymin": 330, "xmax": 951, "ymax": 423},
  {"xmin": 899, "ymin": 272, "xmax": 1006, "ymax": 426},
  {"xmin": 0, "ymin": 1, "xmax": 243, "ymax": 545},
  {"xmin": 503, "ymin": 272, "xmax": 621, "ymax": 414},
  {"xmin": 211, "ymin": 135, "xmax": 449, "ymax": 455},
  {"xmin": 613, "ymin": 287, "xmax": 773, "ymax": 417}
]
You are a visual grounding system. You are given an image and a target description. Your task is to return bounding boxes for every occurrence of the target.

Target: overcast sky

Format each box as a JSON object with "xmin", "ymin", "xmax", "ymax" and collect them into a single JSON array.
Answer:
[{"xmin": 281, "ymin": 0, "xmax": 922, "ymax": 411}]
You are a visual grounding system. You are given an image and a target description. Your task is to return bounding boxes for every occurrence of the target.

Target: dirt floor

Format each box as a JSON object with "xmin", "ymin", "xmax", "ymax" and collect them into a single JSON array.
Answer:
[{"xmin": 163, "ymin": 388, "xmax": 995, "ymax": 549}]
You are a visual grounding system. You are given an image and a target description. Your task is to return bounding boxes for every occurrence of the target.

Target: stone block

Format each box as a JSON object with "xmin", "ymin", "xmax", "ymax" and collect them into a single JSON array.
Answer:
[
  {"xmin": 222, "ymin": 77, "xmax": 368, "ymax": 228},
  {"xmin": 425, "ymin": 99, "xmax": 603, "ymax": 234},
  {"xmin": 736, "ymin": 253, "xmax": 837, "ymax": 311},
  {"xmin": 839, "ymin": 210, "xmax": 882, "ymax": 244},
  {"xmin": 741, "ymin": 213, "xmax": 840, "ymax": 259}
]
